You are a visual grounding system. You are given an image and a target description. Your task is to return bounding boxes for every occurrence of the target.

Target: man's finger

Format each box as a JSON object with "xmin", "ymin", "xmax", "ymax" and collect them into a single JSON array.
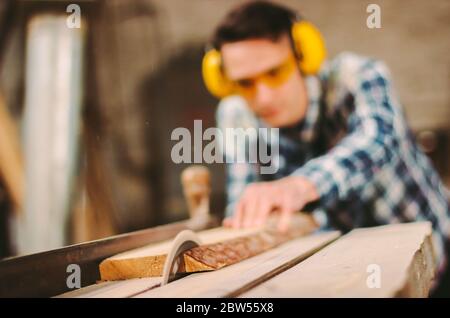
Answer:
[
  {"xmin": 243, "ymin": 191, "xmax": 260, "ymax": 228},
  {"xmin": 256, "ymin": 197, "xmax": 272, "ymax": 227}
]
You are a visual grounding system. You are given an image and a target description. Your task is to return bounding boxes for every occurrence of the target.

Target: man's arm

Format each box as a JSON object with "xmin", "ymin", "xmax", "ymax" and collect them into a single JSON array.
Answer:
[
  {"xmin": 226, "ymin": 57, "xmax": 401, "ymax": 230},
  {"xmin": 292, "ymin": 58, "xmax": 399, "ymax": 208}
]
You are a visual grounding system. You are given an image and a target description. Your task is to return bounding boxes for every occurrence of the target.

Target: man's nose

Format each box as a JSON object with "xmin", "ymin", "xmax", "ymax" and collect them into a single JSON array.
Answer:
[{"xmin": 254, "ymin": 82, "xmax": 275, "ymax": 108}]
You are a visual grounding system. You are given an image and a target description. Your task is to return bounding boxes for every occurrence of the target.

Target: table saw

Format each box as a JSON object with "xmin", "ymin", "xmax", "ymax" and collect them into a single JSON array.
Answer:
[{"xmin": 0, "ymin": 166, "xmax": 438, "ymax": 298}]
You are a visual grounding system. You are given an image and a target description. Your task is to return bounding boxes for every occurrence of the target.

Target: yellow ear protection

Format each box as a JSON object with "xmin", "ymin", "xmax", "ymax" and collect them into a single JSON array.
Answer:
[{"xmin": 202, "ymin": 20, "xmax": 326, "ymax": 99}]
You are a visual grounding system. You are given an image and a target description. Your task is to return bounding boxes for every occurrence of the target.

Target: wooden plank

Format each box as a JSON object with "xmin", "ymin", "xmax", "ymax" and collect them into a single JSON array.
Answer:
[
  {"xmin": 242, "ymin": 222, "xmax": 436, "ymax": 298},
  {"xmin": 183, "ymin": 227, "xmax": 312, "ymax": 272},
  {"xmin": 99, "ymin": 227, "xmax": 263, "ymax": 280},
  {"xmin": 133, "ymin": 231, "xmax": 340, "ymax": 298},
  {"xmin": 99, "ymin": 213, "xmax": 319, "ymax": 281}
]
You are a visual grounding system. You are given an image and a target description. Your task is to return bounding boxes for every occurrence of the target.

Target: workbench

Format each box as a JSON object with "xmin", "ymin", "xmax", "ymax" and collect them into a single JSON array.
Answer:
[{"xmin": 0, "ymin": 217, "xmax": 436, "ymax": 298}]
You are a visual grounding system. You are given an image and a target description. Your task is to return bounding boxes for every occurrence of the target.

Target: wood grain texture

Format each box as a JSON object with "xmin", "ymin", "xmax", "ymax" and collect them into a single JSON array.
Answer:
[
  {"xmin": 242, "ymin": 222, "xmax": 437, "ymax": 298},
  {"xmin": 183, "ymin": 228, "xmax": 307, "ymax": 271},
  {"xmin": 99, "ymin": 213, "xmax": 318, "ymax": 281}
]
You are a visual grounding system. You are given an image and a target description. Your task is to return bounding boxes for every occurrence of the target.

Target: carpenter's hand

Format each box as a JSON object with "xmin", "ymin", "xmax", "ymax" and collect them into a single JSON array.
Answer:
[{"xmin": 222, "ymin": 176, "xmax": 319, "ymax": 232}]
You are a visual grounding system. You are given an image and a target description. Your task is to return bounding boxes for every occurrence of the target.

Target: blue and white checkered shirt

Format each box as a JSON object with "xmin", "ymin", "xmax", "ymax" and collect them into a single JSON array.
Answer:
[{"xmin": 216, "ymin": 52, "xmax": 450, "ymax": 268}]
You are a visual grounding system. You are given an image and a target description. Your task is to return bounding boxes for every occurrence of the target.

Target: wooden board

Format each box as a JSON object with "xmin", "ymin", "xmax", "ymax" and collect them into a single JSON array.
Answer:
[
  {"xmin": 242, "ymin": 222, "xmax": 436, "ymax": 298},
  {"xmin": 134, "ymin": 231, "xmax": 340, "ymax": 298},
  {"xmin": 99, "ymin": 213, "xmax": 318, "ymax": 281}
]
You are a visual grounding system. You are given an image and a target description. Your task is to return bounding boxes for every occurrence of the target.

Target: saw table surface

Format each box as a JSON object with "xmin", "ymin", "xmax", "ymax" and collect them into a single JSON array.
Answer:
[{"xmin": 57, "ymin": 221, "xmax": 437, "ymax": 298}]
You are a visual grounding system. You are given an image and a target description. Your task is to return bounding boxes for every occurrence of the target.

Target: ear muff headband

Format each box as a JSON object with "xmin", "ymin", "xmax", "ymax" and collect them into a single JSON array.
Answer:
[{"xmin": 202, "ymin": 20, "xmax": 327, "ymax": 99}]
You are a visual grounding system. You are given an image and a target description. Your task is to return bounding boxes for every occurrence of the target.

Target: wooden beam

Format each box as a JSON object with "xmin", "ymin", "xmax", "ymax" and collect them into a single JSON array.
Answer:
[
  {"xmin": 99, "ymin": 213, "xmax": 319, "ymax": 281},
  {"xmin": 242, "ymin": 222, "xmax": 436, "ymax": 298}
]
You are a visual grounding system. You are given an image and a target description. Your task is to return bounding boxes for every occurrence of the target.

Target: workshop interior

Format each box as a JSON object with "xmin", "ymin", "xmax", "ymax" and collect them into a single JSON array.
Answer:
[{"xmin": 0, "ymin": 0, "xmax": 449, "ymax": 299}]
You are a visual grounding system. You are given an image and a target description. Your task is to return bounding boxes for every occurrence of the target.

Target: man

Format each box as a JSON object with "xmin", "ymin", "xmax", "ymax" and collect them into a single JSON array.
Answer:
[{"xmin": 204, "ymin": 1, "xmax": 450, "ymax": 281}]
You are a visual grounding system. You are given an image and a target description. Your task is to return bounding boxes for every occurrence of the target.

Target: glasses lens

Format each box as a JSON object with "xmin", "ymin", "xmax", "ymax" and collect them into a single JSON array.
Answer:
[
  {"xmin": 234, "ymin": 78, "xmax": 255, "ymax": 96},
  {"xmin": 232, "ymin": 56, "xmax": 296, "ymax": 97},
  {"xmin": 262, "ymin": 56, "xmax": 296, "ymax": 88}
]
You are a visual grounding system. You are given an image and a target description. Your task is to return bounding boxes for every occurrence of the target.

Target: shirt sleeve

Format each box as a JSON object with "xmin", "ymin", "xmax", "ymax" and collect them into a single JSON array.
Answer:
[{"xmin": 293, "ymin": 58, "xmax": 401, "ymax": 208}]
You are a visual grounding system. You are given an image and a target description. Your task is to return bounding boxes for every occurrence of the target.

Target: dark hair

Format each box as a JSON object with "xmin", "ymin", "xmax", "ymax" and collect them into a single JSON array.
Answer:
[{"xmin": 212, "ymin": 1, "xmax": 297, "ymax": 49}]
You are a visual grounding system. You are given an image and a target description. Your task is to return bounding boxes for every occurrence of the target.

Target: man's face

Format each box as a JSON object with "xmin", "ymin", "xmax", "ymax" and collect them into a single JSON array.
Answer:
[{"xmin": 221, "ymin": 35, "xmax": 308, "ymax": 128}]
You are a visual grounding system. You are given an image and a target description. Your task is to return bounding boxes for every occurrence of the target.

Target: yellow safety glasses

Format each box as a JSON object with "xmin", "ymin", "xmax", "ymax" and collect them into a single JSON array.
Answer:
[{"xmin": 232, "ymin": 55, "xmax": 298, "ymax": 97}]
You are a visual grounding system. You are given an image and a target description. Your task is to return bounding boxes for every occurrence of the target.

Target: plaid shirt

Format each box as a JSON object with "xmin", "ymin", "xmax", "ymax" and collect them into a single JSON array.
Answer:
[{"xmin": 216, "ymin": 52, "xmax": 450, "ymax": 268}]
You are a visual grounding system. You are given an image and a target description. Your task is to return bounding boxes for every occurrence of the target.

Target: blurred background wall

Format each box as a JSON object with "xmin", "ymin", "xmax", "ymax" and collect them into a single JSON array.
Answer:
[{"xmin": 0, "ymin": 0, "xmax": 448, "ymax": 256}]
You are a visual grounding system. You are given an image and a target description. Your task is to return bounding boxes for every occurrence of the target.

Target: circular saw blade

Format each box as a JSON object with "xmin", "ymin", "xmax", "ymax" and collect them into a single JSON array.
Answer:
[{"xmin": 161, "ymin": 229, "xmax": 202, "ymax": 286}]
